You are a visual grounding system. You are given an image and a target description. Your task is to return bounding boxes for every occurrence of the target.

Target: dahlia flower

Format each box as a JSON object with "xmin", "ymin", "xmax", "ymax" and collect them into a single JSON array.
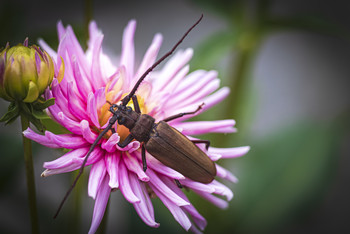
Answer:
[{"xmin": 23, "ymin": 20, "xmax": 250, "ymax": 233}]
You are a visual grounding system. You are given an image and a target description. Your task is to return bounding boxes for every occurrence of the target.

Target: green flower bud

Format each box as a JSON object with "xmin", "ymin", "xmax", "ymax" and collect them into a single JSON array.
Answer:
[{"xmin": 0, "ymin": 38, "xmax": 55, "ymax": 103}]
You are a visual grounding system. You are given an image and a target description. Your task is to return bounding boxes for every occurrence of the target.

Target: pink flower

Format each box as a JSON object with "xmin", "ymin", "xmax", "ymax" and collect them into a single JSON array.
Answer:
[{"xmin": 24, "ymin": 20, "xmax": 250, "ymax": 233}]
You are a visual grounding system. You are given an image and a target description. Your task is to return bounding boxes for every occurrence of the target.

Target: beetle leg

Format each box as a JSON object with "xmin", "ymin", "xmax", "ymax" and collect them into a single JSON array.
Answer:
[
  {"xmin": 162, "ymin": 103, "xmax": 204, "ymax": 122},
  {"xmin": 191, "ymin": 140, "xmax": 210, "ymax": 151},
  {"xmin": 141, "ymin": 144, "xmax": 147, "ymax": 172},
  {"xmin": 132, "ymin": 95, "xmax": 141, "ymax": 114},
  {"xmin": 117, "ymin": 134, "xmax": 134, "ymax": 148},
  {"xmin": 175, "ymin": 179, "xmax": 183, "ymax": 188}
]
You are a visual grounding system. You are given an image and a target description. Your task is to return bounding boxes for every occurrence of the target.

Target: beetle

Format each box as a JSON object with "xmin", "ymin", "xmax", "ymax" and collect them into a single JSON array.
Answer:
[{"xmin": 54, "ymin": 14, "xmax": 216, "ymax": 218}]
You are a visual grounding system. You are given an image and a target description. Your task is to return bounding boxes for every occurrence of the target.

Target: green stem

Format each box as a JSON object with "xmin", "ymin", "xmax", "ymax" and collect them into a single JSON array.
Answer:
[
  {"xmin": 227, "ymin": 46, "xmax": 255, "ymax": 121},
  {"xmin": 70, "ymin": 170, "xmax": 84, "ymax": 233},
  {"xmin": 215, "ymin": 35, "xmax": 259, "ymax": 148},
  {"xmin": 20, "ymin": 114, "xmax": 40, "ymax": 234}
]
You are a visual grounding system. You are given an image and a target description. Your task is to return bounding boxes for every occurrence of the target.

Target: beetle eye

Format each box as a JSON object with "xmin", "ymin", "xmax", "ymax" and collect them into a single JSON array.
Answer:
[
  {"xmin": 118, "ymin": 116, "xmax": 126, "ymax": 125},
  {"xmin": 126, "ymin": 106, "xmax": 132, "ymax": 113},
  {"xmin": 109, "ymin": 104, "xmax": 118, "ymax": 113}
]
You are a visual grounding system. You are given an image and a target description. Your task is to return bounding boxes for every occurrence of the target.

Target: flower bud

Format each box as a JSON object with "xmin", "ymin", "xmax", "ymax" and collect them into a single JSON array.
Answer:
[{"xmin": 0, "ymin": 38, "xmax": 55, "ymax": 103}]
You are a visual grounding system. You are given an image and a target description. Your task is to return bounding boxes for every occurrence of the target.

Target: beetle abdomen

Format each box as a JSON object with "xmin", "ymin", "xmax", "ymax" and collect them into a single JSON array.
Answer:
[{"xmin": 145, "ymin": 121, "xmax": 216, "ymax": 184}]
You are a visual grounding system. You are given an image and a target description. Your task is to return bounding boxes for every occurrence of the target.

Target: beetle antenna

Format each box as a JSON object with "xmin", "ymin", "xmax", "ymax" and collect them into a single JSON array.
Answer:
[
  {"xmin": 121, "ymin": 14, "xmax": 203, "ymax": 106},
  {"xmin": 53, "ymin": 123, "xmax": 114, "ymax": 218}
]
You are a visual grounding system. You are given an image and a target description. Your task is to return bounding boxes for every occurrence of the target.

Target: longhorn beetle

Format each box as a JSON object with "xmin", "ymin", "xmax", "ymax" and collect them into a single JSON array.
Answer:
[{"xmin": 54, "ymin": 14, "xmax": 216, "ymax": 218}]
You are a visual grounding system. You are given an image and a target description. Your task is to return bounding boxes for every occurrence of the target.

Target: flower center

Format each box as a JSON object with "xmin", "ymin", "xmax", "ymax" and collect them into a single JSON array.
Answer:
[{"xmin": 98, "ymin": 93, "xmax": 147, "ymax": 142}]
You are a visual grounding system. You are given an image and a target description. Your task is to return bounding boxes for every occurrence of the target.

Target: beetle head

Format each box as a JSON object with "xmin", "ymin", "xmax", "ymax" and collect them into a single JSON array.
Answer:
[{"xmin": 109, "ymin": 103, "xmax": 138, "ymax": 129}]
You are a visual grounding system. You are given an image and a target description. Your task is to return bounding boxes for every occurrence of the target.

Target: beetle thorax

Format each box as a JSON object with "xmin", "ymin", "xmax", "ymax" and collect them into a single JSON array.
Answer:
[
  {"xmin": 130, "ymin": 114, "xmax": 155, "ymax": 143},
  {"xmin": 116, "ymin": 106, "xmax": 140, "ymax": 130},
  {"xmin": 115, "ymin": 105, "xmax": 156, "ymax": 143}
]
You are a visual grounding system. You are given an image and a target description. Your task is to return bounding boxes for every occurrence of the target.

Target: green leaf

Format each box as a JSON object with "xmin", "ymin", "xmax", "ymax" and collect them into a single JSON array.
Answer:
[
  {"xmin": 33, "ymin": 97, "xmax": 55, "ymax": 110},
  {"xmin": 41, "ymin": 118, "xmax": 70, "ymax": 135},
  {"xmin": 18, "ymin": 102, "xmax": 45, "ymax": 132},
  {"xmin": 0, "ymin": 102, "xmax": 20, "ymax": 124},
  {"xmin": 31, "ymin": 108, "xmax": 50, "ymax": 120}
]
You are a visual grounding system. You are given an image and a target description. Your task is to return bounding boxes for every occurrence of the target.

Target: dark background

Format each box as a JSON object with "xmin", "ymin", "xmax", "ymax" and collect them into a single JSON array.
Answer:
[{"xmin": 0, "ymin": 0, "xmax": 350, "ymax": 233}]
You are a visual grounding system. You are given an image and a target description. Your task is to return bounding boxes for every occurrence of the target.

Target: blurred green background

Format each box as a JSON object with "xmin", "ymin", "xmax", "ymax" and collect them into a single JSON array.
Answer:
[{"xmin": 0, "ymin": 0, "xmax": 349, "ymax": 233}]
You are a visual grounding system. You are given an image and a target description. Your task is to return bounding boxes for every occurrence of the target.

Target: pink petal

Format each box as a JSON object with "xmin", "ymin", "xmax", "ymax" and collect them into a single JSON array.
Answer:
[
  {"xmin": 129, "ymin": 174, "xmax": 159, "ymax": 227},
  {"xmin": 119, "ymin": 160, "xmax": 140, "ymax": 203},
  {"xmin": 57, "ymin": 21, "xmax": 66, "ymax": 41},
  {"xmin": 101, "ymin": 133, "xmax": 120, "ymax": 153},
  {"xmin": 46, "ymin": 88, "xmax": 81, "ymax": 135},
  {"xmin": 172, "ymin": 70, "xmax": 217, "ymax": 100},
  {"xmin": 160, "ymin": 65, "xmax": 189, "ymax": 96},
  {"xmin": 42, "ymin": 146, "xmax": 103, "ymax": 177},
  {"xmin": 24, "ymin": 128, "xmax": 88, "ymax": 149},
  {"xmin": 80, "ymin": 120, "xmax": 98, "ymax": 144},
  {"xmin": 56, "ymin": 35, "xmax": 75, "ymax": 89},
  {"xmin": 65, "ymin": 25, "xmax": 90, "ymax": 79},
  {"xmin": 116, "ymin": 140, "xmax": 140, "ymax": 153},
  {"xmin": 171, "ymin": 79, "xmax": 220, "ymax": 110},
  {"xmin": 105, "ymin": 152, "xmax": 120, "ymax": 189},
  {"xmin": 88, "ymin": 158, "xmax": 107, "ymax": 199},
  {"xmin": 174, "ymin": 70, "xmax": 206, "ymax": 92},
  {"xmin": 209, "ymin": 146, "xmax": 250, "ymax": 158},
  {"xmin": 150, "ymin": 183, "xmax": 191, "ymax": 231},
  {"xmin": 95, "ymin": 87, "xmax": 107, "ymax": 111},
  {"xmin": 168, "ymin": 71, "xmax": 219, "ymax": 105},
  {"xmin": 67, "ymin": 81, "xmax": 89, "ymax": 120},
  {"xmin": 147, "ymin": 169, "xmax": 189, "ymax": 207},
  {"xmin": 201, "ymin": 87, "xmax": 230, "ymax": 113},
  {"xmin": 72, "ymin": 58, "xmax": 93, "ymax": 98},
  {"xmin": 120, "ymin": 20, "xmax": 135, "ymax": 81},
  {"xmin": 57, "ymin": 112, "xmax": 81, "ymax": 135},
  {"xmin": 210, "ymin": 180, "xmax": 234, "ymax": 201},
  {"xmin": 88, "ymin": 174, "xmax": 111, "ymax": 234},
  {"xmin": 182, "ymin": 205, "xmax": 207, "ymax": 231},
  {"xmin": 181, "ymin": 180, "xmax": 215, "ymax": 194},
  {"xmin": 87, "ymin": 91, "xmax": 102, "ymax": 128},
  {"xmin": 51, "ymin": 79, "xmax": 77, "ymax": 121},
  {"xmin": 123, "ymin": 152, "xmax": 149, "ymax": 182},
  {"xmin": 154, "ymin": 49, "xmax": 193, "ymax": 92},
  {"xmin": 189, "ymin": 225, "xmax": 203, "ymax": 234},
  {"xmin": 90, "ymin": 33, "xmax": 106, "ymax": 89},
  {"xmin": 88, "ymin": 21, "xmax": 101, "ymax": 44},
  {"xmin": 165, "ymin": 87, "xmax": 230, "ymax": 123},
  {"xmin": 133, "ymin": 151, "xmax": 185, "ymax": 180},
  {"xmin": 89, "ymin": 87, "xmax": 107, "ymax": 127},
  {"xmin": 43, "ymin": 147, "xmax": 89, "ymax": 169},
  {"xmin": 134, "ymin": 33, "xmax": 163, "ymax": 80},
  {"xmin": 38, "ymin": 38, "xmax": 57, "ymax": 60},
  {"xmin": 216, "ymin": 164, "xmax": 238, "ymax": 183},
  {"xmin": 45, "ymin": 131, "xmax": 89, "ymax": 149},
  {"xmin": 118, "ymin": 65, "xmax": 129, "ymax": 91},
  {"xmin": 207, "ymin": 153, "xmax": 222, "ymax": 161},
  {"xmin": 194, "ymin": 189, "xmax": 228, "ymax": 209},
  {"xmin": 162, "ymin": 178, "xmax": 207, "ymax": 230},
  {"xmin": 23, "ymin": 128, "xmax": 59, "ymax": 148},
  {"xmin": 174, "ymin": 120, "xmax": 236, "ymax": 135}
]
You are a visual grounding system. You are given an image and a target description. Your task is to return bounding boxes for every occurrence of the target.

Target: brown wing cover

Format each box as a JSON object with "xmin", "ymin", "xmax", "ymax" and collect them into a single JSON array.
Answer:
[{"xmin": 145, "ymin": 121, "xmax": 216, "ymax": 184}]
